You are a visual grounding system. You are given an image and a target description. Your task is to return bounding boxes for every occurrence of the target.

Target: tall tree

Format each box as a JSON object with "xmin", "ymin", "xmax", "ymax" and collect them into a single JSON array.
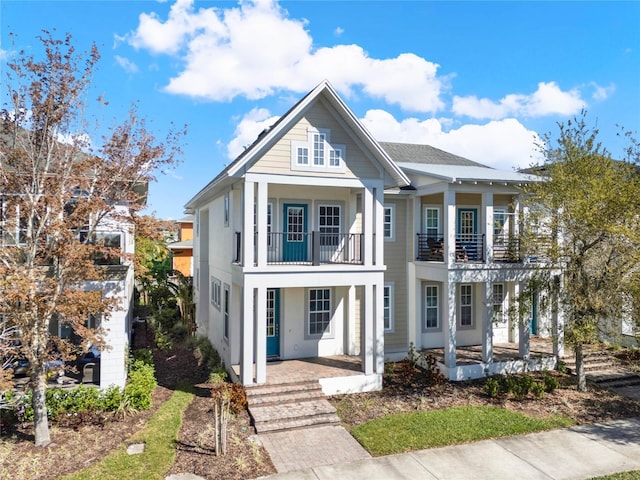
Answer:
[
  {"xmin": 0, "ymin": 31, "xmax": 183, "ymax": 446},
  {"xmin": 523, "ymin": 114, "xmax": 640, "ymax": 391}
]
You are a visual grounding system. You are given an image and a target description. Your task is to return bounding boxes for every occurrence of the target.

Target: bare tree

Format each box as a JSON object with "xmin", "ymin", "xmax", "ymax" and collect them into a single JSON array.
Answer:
[{"xmin": 0, "ymin": 31, "xmax": 184, "ymax": 446}]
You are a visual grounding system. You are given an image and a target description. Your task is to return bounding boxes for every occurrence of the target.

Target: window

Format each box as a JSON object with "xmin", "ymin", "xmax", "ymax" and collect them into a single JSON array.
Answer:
[
  {"xmin": 266, "ymin": 289, "xmax": 276, "ymax": 337},
  {"xmin": 254, "ymin": 202, "xmax": 273, "ymax": 246},
  {"xmin": 291, "ymin": 128, "xmax": 345, "ymax": 172},
  {"xmin": 211, "ymin": 277, "xmax": 221, "ymax": 310},
  {"xmin": 383, "ymin": 204, "xmax": 395, "ymax": 241},
  {"xmin": 308, "ymin": 288, "xmax": 331, "ymax": 336},
  {"xmin": 424, "ymin": 285, "xmax": 439, "ymax": 329},
  {"xmin": 493, "ymin": 283, "xmax": 506, "ymax": 324},
  {"xmin": 318, "ymin": 205, "xmax": 340, "ymax": 246},
  {"xmin": 313, "ymin": 132, "xmax": 326, "ymax": 166},
  {"xmin": 223, "ymin": 284, "xmax": 230, "ymax": 340},
  {"xmin": 425, "ymin": 208, "xmax": 439, "ymax": 239},
  {"xmin": 460, "ymin": 284, "xmax": 473, "ymax": 327},
  {"xmin": 296, "ymin": 147, "xmax": 309, "ymax": 165},
  {"xmin": 384, "ymin": 283, "xmax": 394, "ymax": 332},
  {"xmin": 224, "ymin": 194, "xmax": 229, "ymax": 227}
]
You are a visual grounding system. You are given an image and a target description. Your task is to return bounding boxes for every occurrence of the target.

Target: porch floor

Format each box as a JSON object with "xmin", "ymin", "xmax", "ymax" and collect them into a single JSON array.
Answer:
[
  {"xmin": 423, "ymin": 337, "xmax": 557, "ymax": 366},
  {"xmin": 232, "ymin": 355, "xmax": 363, "ymax": 386}
]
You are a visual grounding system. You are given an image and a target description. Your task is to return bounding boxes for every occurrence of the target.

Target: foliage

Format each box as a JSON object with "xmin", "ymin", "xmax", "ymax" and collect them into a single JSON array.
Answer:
[
  {"xmin": 131, "ymin": 347, "xmax": 153, "ymax": 366},
  {"xmin": 124, "ymin": 359, "xmax": 157, "ymax": 411},
  {"xmin": 351, "ymin": 405, "xmax": 574, "ymax": 456},
  {"xmin": 189, "ymin": 335, "xmax": 223, "ymax": 373},
  {"xmin": 483, "ymin": 373, "xmax": 558, "ymax": 400},
  {"xmin": 397, "ymin": 343, "xmax": 446, "ymax": 386},
  {"xmin": 63, "ymin": 389, "xmax": 194, "ymax": 480},
  {"xmin": 0, "ymin": 31, "xmax": 183, "ymax": 446},
  {"xmin": 522, "ymin": 113, "xmax": 640, "ymax": 391}
]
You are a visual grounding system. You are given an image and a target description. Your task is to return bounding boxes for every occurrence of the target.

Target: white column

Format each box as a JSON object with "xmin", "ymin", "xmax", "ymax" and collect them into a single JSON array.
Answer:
[
  {"xmin": 412, "ymin": 197, "xmax": 421, "ymax": 260},
  {"xmin": 256, "ymin": 181, "xmax": 268, "ymax": 267},
  {"xmin": 552, "ymin": 275, "xmax": 565, "ymax": 358},
  {"xmin": 243, "ymin": 182, "xmax": 255, "ymax": 267},
  {"xmin": 407, "ymin": 262, "xmax": 418, "ymax": 349},
  {"xmin": 347, "ymin": 285, "xmax": 357, "ymax": 355},
  {"xmin": 374, "ymin": 186, "xmax": 384, "ymax": 267},
  {"xmin": 363, "ymin": 282, "xmax": 374, "ymax": 375},
  {"xmin": 443, "ymin": 279, "xmax": 457, "ymax": 373},
  {"xmin": 482, "ymin": 282, "xmax": 494, "ymax": 364},
  {"xmin": 519, "ymin": 282, "xmax": 531, "ymax": 360},
  {"xmin": 255, "ymin": 286, "xmax": 267, "ymax": 384},
  {"xmin": 363, "ymin": 186, "xmax": 374, "ymax": 266},
  {"xmin": 443, "ymin": 189, "xmax": 456, "ymax": 267},
  {"xmin": 241, "ymin": 286, "xmax": 255, "ymax": 385},
  {"xmin": 483, "ymin": 191, "xmax": 494, "ymax": 263},
  {"xmin": 374, "ymin": 279, "xmax": 385, "ymax": 374}
]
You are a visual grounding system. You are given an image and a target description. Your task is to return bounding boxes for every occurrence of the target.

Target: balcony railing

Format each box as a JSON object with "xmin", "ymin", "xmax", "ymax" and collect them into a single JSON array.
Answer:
[
  {"xmin": 493, "ymin": 234, "xmax": 521, "ymax": 263},
  {"xmin": 416, "ymin": 233, "xmax": 485, "ymax": 262},
  {"xmin": 235, "ymin": 232, "xmax": 364, "ymax": 266}
]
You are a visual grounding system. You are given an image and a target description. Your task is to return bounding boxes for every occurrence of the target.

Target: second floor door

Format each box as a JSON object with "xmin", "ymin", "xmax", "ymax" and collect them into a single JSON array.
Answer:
[{"xmin": 283, "ymin": 203, "xmax": 308, "ymax": 262}]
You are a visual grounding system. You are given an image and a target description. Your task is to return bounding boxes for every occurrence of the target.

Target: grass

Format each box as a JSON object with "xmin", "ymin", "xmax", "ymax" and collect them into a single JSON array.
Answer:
[
  {"xmin": 351, "ymin": 405, "xmax": 574, "ymax": 456},
  {"xmin": 591, "ymin": 473, "xmax": 640, "ymax": 480},
  {"xmin": 63, "ymin": 389, "xmax": 194, "ymax": 480}
]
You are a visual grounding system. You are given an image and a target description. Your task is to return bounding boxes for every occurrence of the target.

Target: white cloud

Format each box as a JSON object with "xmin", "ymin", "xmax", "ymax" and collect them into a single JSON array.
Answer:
[
  {"xmin": 227, "ymin": 107, "xmax": 280, "ymax": 159},
  {"xmin": 334, "ymin": 26, "xmax": 344, "ymax": 37},
  {"xmin": 127, "ymin": 0, "xmax": 446, "ymax": 112},
  {"xmin": 453, "ymin": 81, "xmax": 586, "ymax": 120},
  {"xmin": 590, "ymin": 82, "xmax": 615, "ymax": 101},
  {"xmin": 0, "ymin": 48, "xmax": 8, "ymax": 61},
  {"xmin": 361, "ymin": 109, "xmax": 543, "ymax": 170},
  {"xmin": 114, "ymin": 55, "xmax": 139, "ymax": 74}
]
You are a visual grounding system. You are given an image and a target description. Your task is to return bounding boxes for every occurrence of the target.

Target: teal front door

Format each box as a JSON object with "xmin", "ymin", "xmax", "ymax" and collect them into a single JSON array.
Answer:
[
  {"xmin": 530, "ymin": 291, "xmax": 538, "ymax": 335},
  {"xmin": 266, "ymin": 288, "xmax": 280, "ymax": 357},
  {"xmin": 283, "ymin": 204, "xmax": 307, "ymax": 262}
]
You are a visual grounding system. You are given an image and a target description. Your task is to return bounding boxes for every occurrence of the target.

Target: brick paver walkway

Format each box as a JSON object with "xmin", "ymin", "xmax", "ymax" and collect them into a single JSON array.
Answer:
[{"xmin": 258, "ymin": 425, "xmax": 371, "ymax": 473}]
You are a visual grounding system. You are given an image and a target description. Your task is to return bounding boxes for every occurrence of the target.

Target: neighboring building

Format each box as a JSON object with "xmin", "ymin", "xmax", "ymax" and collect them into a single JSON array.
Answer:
[
  {"xmin": 167, "ymin": 215, "xmax": 194, "ymax": 277},
  {"xmin": 186, "ymin": 81, "xmax": 563, "ymax": 393}
]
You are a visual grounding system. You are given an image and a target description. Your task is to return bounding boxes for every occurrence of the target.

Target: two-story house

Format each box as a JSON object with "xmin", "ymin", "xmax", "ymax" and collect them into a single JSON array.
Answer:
[
  {"xmin": 187, "ymin": 81, "xmax": 563, "ymax": 393},
  {"xmin": 167, "ymin": 215, "xmax": 194, "ymax": 277}
]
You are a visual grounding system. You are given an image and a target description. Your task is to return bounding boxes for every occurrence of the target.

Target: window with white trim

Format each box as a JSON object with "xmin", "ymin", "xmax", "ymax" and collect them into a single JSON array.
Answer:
[
  {"xmin": 384, "ymin": 283, "xmax": 394, "ymax": 332},
  {"xmin": 424, "ymin": 284, "xmax": 439, "ymax": 329},
  {"xmin": 383, "ymin": 204, "xmax": 395, "ymax": 241},
  {"xmin": 425, "ymin": 207, "xmax": 439, "ymax": 238},
  {"xmin": 308, "ymin": 288, "xmax": 331, "ymax": 336},
  {"xmin": 211, "ymin": 277, "xmax": 221, "ymax": 310},
  {"xmin": 224, "ymin": 194, "xmax": 229, "ymax": 227},
  {"xmin": 291, "ymin": 128, "xmax": 345, "ymax": 172},
  {"xmin": 318, "ymin": 205, "xmax": 340, "ymax": 246},
  {"xmin": 493, "ymin": 283, "xmax": 506, "ymax": 324},
  {"xmin": 254, "ymin": 202, "xmax": 273, "ymax": 246},
  {"xmin": 223, "ymin": 284, "xmax": 230, "ymax": 340},
  {"xmin": 460, "ymin": 284, "xmax": 473, "ymax": 327}
]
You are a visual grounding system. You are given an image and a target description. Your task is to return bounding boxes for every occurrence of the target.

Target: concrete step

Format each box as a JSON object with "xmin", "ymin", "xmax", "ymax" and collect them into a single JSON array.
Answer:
[
  {"xmin": 246, "ymin": 380, "xmax": 322, "ymax": 402},
  {"xmin": 247, "ymin": 387, "xmax": 325, "ymax": 407},
  {"xmin": 254, "ymin": 412, "xmax": 341, "ymax": 433},
  {"xmin": 565, "ymin": 362, "xmax": 618, "ymax": 374},
  {"xmin": 589, "ymin": 372, "xmax": 640, "ymax": 388}
]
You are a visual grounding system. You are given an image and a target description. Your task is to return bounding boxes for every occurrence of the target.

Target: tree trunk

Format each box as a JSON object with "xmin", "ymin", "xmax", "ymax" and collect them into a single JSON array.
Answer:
[
  {"xmin": 33, "ymin": 369, "xmax": 51, "ymax": 447},
  {"xmin": 575, "ymin": 343, "xmax": 587, "ymax": 392}
]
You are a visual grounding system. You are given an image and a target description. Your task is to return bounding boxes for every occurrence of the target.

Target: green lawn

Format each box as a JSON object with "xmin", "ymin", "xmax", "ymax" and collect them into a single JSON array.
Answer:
[
  {"xmin": 63, "ymin": 389, "xmax": 194, "ymax": 480},
  {"xmin": 591, "ymin": 472, "xmax": 640, "ymax": 480},
  {"xmin": 351, "ymin": 405, "xmax": 574, "ymax": 456}
]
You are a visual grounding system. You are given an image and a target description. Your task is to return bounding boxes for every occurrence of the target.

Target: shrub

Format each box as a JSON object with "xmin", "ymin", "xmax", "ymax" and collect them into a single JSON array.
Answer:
[
  {"xmin": 189, "ymin": 335, "xmax": 222, "ymax": 373},
  {"xmin": 132, "ymin": 348, "xmax": 154, "ymax": 366},
  {"xmin": 124, "ymin": 359, "xmax": 157, "ymax": 410},
  {"xmin": 484, "ymin": 377, "xmax": 500, "ymax": 398},
  {"xmin": 530, "ymin": 381, "xmax": 545, "ymax": 399},
  {"xmin": 170, "ymin": 322, "xmax": 189, "ymax": 342},
  {"xmin": 543, "ymin": 372, "xmax": 559, "ymax": 393}
]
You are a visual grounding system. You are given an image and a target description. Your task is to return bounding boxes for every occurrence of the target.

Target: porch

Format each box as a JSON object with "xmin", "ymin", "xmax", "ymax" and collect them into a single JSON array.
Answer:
[
  {"xmin": 422, "ymin": 337, "xmax": 559, "ymax": 380},
  {"xmin": 231, "ymin": 355, "xmax": 376, "ymax": 395}
]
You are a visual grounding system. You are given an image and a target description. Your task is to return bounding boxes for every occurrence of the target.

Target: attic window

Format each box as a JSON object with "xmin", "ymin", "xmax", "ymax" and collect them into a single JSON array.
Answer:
[{"xmin": 291, "ymin": 128, "xmax": 345, "ymax": 173}]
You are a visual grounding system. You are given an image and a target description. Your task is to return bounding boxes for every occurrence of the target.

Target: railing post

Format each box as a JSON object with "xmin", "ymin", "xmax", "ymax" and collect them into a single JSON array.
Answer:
[{"xmin": 312, "ymin": 231, "xmax": 320, "ymax": 266}]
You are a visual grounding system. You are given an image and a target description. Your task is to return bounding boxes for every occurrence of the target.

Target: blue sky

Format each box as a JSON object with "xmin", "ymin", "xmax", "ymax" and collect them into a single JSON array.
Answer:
[{"xmin": 2, "ymin": 1, "xmax": 638, "ymax": 220}]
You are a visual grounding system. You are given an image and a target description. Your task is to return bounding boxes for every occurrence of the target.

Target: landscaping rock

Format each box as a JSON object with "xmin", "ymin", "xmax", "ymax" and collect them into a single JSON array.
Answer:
[
  {"xmin": 126, "ymin": 443, "xmax": 146, "ymax": 455},
  {"xmin": 165, "ymin": 474, "xmax": 206, "ymax": 480}
]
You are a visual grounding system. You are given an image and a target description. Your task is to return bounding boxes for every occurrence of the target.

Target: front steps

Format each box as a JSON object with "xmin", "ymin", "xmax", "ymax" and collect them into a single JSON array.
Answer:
[
  {"xmin": 563, "ymin": 348, "xmax": 640, "ymax": 389},
  {"xmin": 246, "ymin": 380, "xmax": 341, "ymax": 433},
  {"xmin": 562, "ymin": 349, "xmax": 617, "ymax": 374}
]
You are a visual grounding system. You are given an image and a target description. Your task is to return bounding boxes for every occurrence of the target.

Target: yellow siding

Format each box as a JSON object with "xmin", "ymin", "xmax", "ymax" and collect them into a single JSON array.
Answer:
[
  {"xmin": 494, "ymin": 194, "xmax": 515, "ymax": 208},
  {"xmin": 248, "ymin": 101, "xmax": 380, "ymax": 179},
  {"xmin": 456, "ymin": 193, "xmax": 481, "ymax": 205},
  {"xmin": 384, "ymin": 198, "xmax": 408, "ymax": 352}
]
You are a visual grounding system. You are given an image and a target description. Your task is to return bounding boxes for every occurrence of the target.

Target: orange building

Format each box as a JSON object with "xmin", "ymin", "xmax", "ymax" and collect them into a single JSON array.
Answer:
[{"xmin": 167, "ymin": 215, "xmax": 193, "ymax": 277}]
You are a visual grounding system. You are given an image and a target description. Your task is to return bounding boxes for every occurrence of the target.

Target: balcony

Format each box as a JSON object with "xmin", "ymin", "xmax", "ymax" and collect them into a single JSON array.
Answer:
[
  {"xmin": 235, "ymin": 232, "xmax": 364, "ymax": 266},
  {"xmin": 416, "ymin": 233, "xmax": 485, "ymax": 262}
]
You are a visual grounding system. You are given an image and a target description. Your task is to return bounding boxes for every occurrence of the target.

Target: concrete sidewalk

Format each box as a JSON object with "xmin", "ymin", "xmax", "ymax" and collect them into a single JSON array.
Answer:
[{"xmin": 259, "ymin": 416, "xmax": 640, "ymax": 480}]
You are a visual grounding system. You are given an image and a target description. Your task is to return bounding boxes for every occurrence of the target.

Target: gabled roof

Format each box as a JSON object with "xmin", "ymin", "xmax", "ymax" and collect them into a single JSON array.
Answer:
[
  {"xmin": 185, "ymin": 81, "xmax": 410, "ymax": 211},
  {"xmin": 380, "ymin": 142, "xmax": 485, "ymax": 167},
  {"xmin": 397, "ymin": 163, "xmax": 543, "ymax": 184}
]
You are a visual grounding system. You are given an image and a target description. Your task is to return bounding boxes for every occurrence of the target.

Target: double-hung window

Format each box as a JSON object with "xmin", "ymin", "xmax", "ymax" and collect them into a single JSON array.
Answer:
[
  {"xmin": 291, "ymin": 128, "xmax": 345, "ymax": 172},
  {"xmin": 223, "ymin": 284, "xmax": 230, "ymax": 340},
  {"xmin": 460, "ymin": 284, "xmax": 473, "ymax": 327},
  {"xmin": 383, "ymin": 283, "xmax": 394, "ymax": 332},
  {"xmin": 211, "ymin": 277, "xmax": 221, "ymax": 310},
  {"xmin": 318, "ymin": 205, "xmax": 340, "ymax": 247},
  {"xmin": 308, "ymin": 288, "xmax": 331, "ymax": 336},
  {"xmin": 493, "ymin": 283, "xmax": 506, "ymax": 324},
  {"xmin": 383, "ymin": 204, "xmax": 395, "ymax": 241},
  {"xmin": 425, "ymin": 208, "xmax": 439, "ymax": 239},
  {"xmin": 424, "ymin": 284, "xmax": 439, "ymax": 329}
]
